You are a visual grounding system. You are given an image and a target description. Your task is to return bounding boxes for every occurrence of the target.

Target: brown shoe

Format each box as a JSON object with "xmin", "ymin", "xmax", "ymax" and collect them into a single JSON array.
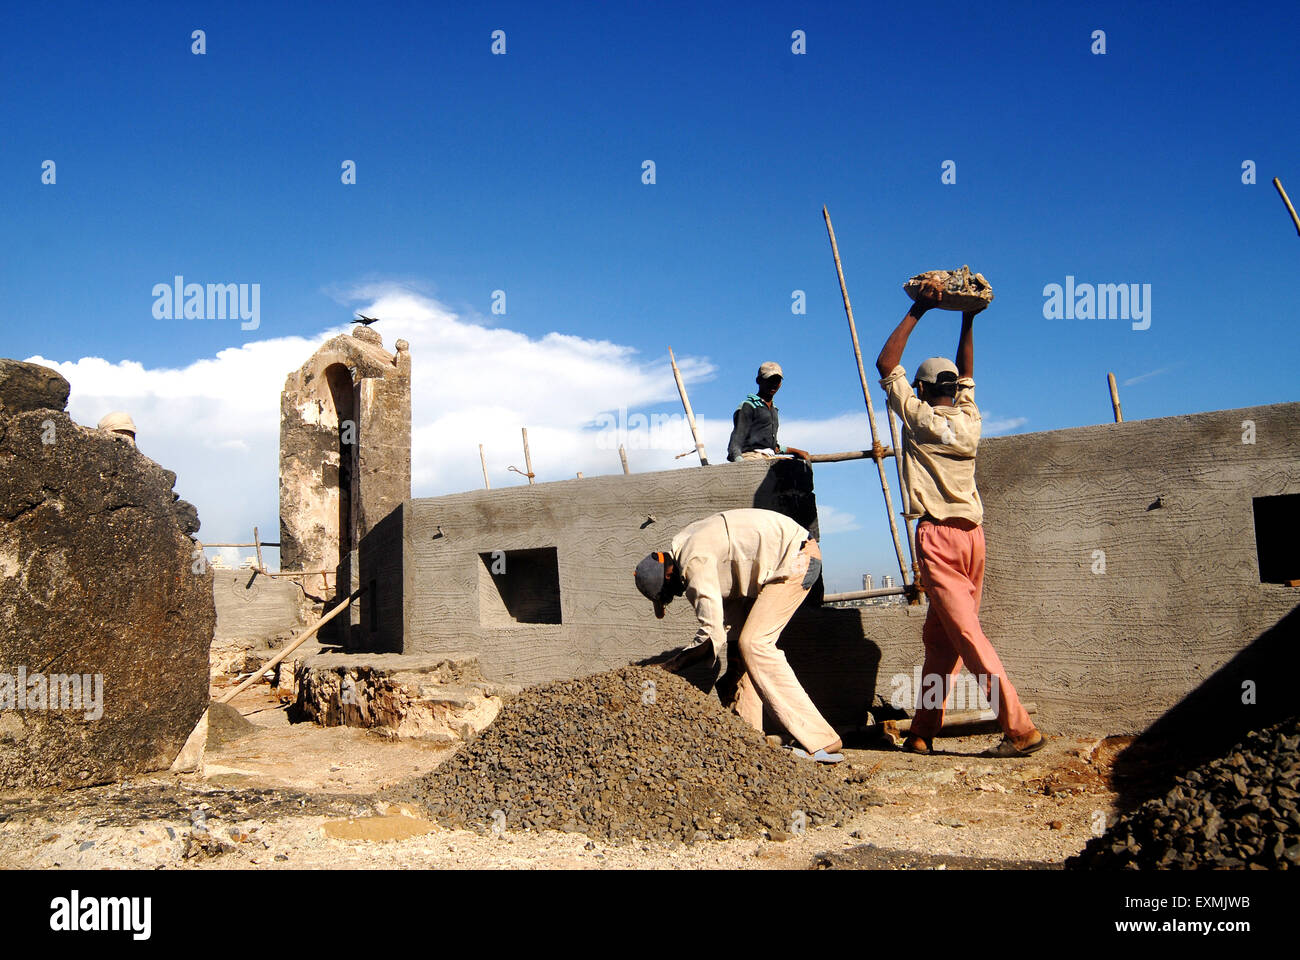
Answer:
[
  {"xmin": 987, "ymin": 731, "xmax": 1045, "ymax": 758},
  {"xmin": 902, "ymin": 736, "xmax": 932, "ymax": 755}
]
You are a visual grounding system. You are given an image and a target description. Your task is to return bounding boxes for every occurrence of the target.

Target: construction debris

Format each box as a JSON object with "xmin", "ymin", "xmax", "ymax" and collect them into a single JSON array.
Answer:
[
  {"xmin": 389, "ymin": 665, "xmax": 873, "ymax": 842},
  {"xmin": 903, "ymin": 265, "xmax": 994, "ymax": 312},
  {"xmin": 1068, "ymin": 715, "xmax": 1300, "ymax": 870}
]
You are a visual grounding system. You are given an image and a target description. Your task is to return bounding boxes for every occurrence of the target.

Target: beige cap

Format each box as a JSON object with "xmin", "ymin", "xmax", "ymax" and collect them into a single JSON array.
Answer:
[
  {"xmin": 757, "ymin": 361, "xmax": 784, "ymax": 380},
  {"xmin": 98, "ymin": 411, "xmax": 137, "ymax": 436},
  {"xmin": 913, "ymin": 357, "xmax": 958, "ymax": 385}
]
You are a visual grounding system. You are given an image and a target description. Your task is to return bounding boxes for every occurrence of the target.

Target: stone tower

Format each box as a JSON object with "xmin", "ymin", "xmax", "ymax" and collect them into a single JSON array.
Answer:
[{"xmin": 279, "ymin": 327, "xmax": 410, "ymax": 641}]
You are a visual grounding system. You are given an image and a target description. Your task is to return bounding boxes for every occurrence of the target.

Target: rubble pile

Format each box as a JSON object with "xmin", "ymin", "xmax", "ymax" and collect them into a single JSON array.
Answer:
[
  {"xmin": 1069, "ymin": 716, "xmax": 1300, "ymax": 870},
  {"xmin": 903, "ymin": 265, "xmax": 994, "ymax": 311},
  {"xmin": 392, "ymin": 665, "xmax": 870, "ymax": 842}
]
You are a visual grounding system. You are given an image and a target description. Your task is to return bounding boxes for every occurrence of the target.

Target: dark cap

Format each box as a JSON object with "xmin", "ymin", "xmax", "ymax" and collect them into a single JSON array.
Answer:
[{"xmin": 634, "ymin": 551, "xmax": 671, "ymax": 619}]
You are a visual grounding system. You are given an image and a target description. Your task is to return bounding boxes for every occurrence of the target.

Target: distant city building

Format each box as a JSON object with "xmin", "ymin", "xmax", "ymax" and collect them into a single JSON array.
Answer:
[
  {"xmin": 881, "ymin": 574, "xmax": 895, "ymax": 589},
  {"xmin": 862, "ymin": 574, "xmax": 873, "ymax": 591}
]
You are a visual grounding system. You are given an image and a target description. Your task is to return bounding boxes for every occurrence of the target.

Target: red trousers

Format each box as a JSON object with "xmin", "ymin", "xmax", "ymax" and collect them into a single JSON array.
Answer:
[{"xmin": 911, "ymin": 518, "xmax": 1035, "ymax": 741}]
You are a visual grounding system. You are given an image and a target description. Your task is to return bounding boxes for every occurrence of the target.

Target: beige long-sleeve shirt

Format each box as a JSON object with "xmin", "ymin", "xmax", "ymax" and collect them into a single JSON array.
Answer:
[
  {"xmin": 671, "ymin": 509, "xmax": 811, "ymax": 655},
  {"xmin": 879, "ymin": 364, "xmax": 984, "ymax": 526}
]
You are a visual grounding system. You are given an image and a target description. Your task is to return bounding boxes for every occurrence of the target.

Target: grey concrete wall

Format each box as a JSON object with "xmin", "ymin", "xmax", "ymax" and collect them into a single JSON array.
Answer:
[
  {"xmin": 360, "ymin": 402, "xmax": 1300, "ymax": 737},
  {"xmin": 211, "ymin": 570, "xmax": 307, "ymax": 641},
  {"xmin": 359, "ymin": 458, "xmax": 821, "ymax": 676},
  {"xmin": 956, "ymin": 400, "xmax": 1300, "ymax": 734}
]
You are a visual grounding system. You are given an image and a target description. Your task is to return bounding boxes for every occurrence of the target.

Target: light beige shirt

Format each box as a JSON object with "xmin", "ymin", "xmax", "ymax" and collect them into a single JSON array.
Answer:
[
  {"xmin": 879, "ymin": 364, "xmax": 983, "ymax": 526},
  {"xmin": 671, "ymin": 508, "xmax": 811, "ymax": 655}
]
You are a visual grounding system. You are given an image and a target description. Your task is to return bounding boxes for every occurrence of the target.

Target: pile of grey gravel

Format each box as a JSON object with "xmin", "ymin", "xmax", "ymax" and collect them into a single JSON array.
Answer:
[
  {"xmin": 1069, "ymin": 716, "xmax": 1300, "ymax": 870},
  {"xmin": 390, "ymin": 665, "xmax": 871, "ymax": 842}
]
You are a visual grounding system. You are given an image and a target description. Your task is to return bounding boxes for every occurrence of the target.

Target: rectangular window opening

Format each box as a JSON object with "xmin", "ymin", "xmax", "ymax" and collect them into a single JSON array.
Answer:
[
  {"xmin": 1253, "ymin": 494, "xmax": 1300, "ymax": 584},
  {"xmin": 478, "ymin": 547, "xmax": 562, "ymax": 626}
]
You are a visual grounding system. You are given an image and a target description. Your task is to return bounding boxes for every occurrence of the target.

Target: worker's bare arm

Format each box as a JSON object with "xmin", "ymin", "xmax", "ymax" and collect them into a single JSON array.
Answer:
[
  {"xmin": 877, "ymin": 279, "xmax": 941, "ymax": 377},
  {"xmin": 876, "ymin": 309, "xmax": 924, "ymax": 377},
  {"xmin": 957, "ymin": 310, "xmax": 978, "ymax": 379}
]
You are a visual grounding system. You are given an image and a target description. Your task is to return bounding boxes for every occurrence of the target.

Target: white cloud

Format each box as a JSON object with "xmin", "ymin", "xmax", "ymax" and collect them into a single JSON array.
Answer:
[{"xmin": 814, "ymin": 504, "xmax": 861, "ymax": 535}]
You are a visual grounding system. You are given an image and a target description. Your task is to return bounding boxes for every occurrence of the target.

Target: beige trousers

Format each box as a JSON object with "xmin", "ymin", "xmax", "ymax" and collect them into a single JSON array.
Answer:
[{"xmin": 726, "ymin": 540, "xmax": 839, "ymax": 753}]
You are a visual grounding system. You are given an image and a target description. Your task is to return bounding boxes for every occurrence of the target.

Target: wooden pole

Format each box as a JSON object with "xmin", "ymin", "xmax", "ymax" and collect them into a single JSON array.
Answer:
[
  {"xmin": 619, "ymin": 444, "xmax": 630, "ymax": 475},
  {"xmin": 253, "ymin": 526, "xmax": 265, "ymax": 573},
  {"xmin": 217, "ymin": 590, "xmax": 361, "ymax": 704},
  {"xmin": 1274, "ymin": 178, "xmax": 1300, "ymax": 237},
  {"xmin": 886, "ymin": 407, "xmax": 919, "ymax": 595},
  {"xmin": 668, "ymin": 346, "xmax": 709, "ymax": 465},
  {"xmin": 198, "ymin": 541, "xmax": 282, "ymax": 548},
  {"xmin": 521, "ymin": 427, "xmax": 535, "ymax": 484},
  {"xmin": 895, "ymin": 702, "xmax": 1037, "ymax": 734},
  {"xmin": 479, "ymin": 444, "xmax": 491, "ymax": 489},
  {"xmin": 823, "ymin": 205, "xmax": 910, "ymax": 587},
  {"xmin": 1108, "ymin": 372, "xmax": 1123, "ymax": 423},
  {"xmin": 808, "ymin": 448, "xmax": 895, "ymax": 463}
]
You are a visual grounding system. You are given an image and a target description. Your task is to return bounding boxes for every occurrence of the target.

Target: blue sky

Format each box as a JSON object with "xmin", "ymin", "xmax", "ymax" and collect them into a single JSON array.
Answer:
[{"xmin": 4, "ymin": 0, "xmax": 1299, "ymax": 589}]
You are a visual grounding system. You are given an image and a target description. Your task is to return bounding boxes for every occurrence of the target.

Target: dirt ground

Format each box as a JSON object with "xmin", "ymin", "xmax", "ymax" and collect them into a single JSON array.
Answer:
[{"xmin": 0, "ymin": 683, "xmax": 1125, "ymax": 870}]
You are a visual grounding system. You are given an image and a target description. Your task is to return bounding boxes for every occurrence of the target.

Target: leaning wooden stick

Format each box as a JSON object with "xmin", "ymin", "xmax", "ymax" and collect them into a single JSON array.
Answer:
[
  {"xmin": 217, "ymin": 590, "xmax": 362, "ymax": 704},
  {"xmin": 479, "ymin": 444, "xmax": 491, "ymax": 489},
  {"xmin": 668, "ymin": 346, "xmax": 709, "ymax": 465},
  {"xmin": 253, "ymin": 526, "xmax": 265, "ymax": 574},
  {"xmin": 823, "ymin": 206, "xmax": 911, "ymax": 587},
  {"xmin": 1274, "ymin": 178, "xmax": 1300, "ymax": 237},
  {"xmin": 619, "ymin": 444, "xmax": 629, "ymax": 474},
  {"xmin": 1107, "ymin": 372, "xmax": 1123, "ymax": 423},
  {"xmin": 521, "ymin": 427, "xmax": 535, "ymax": 484},
  {"xmin": 886, "ymin": 407, "xmax": 920, "ymax": 595}
]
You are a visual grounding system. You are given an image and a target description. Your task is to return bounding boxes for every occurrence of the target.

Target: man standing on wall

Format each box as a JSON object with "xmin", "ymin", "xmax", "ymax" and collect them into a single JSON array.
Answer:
[
  {"xmin": 726, "ymin": 362, "xmax": 811, "ymax": 463},
  {"xmin": 633, "ymin": 507, "xmax": 843, "ymax": 763},
  {"xmin": 874, "ymin": 279, "xmax": 1044, "ymax": 757}
]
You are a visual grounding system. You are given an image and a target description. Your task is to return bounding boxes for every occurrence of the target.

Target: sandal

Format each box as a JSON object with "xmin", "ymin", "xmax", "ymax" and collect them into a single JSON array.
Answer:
[
  {"xmin": 791, "ymin": 747, "xmax": 845, "ymax": 764},
  {"xmin": 987, "ymin": 733, "xmax": 1046, "ymax": 758}
]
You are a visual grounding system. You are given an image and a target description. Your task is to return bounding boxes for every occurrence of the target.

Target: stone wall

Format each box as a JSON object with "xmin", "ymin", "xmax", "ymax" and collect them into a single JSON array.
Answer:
[
  {"xmin": 0, "ymin": 360, "xmax": 215, "ymax": 789},
  {"xmin": 358, "ymin": 459, "xmax": 821, "ymax": 677},
  {"xmin": 211, "ymin": 570, "xmax": 307, "ymax": 642}
]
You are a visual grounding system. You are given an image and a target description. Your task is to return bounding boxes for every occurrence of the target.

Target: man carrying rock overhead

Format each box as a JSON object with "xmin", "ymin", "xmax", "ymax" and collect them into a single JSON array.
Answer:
[
  {"xmin": 726, "ymin": 362, "xmax": 811, "ymax": 463},
  {"xmin": 875, "ymin": 278, "xmax": 1044, "ymax": 758},
  {"xmin": 633, "ymin": 507, "xmax": 844, "ymax": 763}
]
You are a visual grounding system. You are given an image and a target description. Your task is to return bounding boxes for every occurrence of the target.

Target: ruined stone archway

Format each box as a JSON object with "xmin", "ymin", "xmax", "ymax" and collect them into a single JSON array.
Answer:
[{"xmin": 279, "ymin": 327, "xmax": 410, "ymax": 645}]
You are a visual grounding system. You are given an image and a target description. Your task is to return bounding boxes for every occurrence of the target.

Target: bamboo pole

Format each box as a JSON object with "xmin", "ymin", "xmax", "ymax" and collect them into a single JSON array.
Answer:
[
  {"xmin": 1108, "ymin": 372, "xmax": 1123, "ymax": 422},
  {"xmin": 668, "ymin": 346, "xmax": 709, "ymax": 465},
  {"xmin": 619, "ymin": 444, "xmax": 629, "ymax": 475},
  {"xmin": 895, "ymin": 702, "xmax": 1038, "ymax": 734},
  {"xmin": 479, "ymin": 444, "xmax": 491, "ymax": 489},
  {"xmin": 886, "ymin": 407, "xmax": 919, "ymax": 596},
  {"xmin": 199, "ymin": 541, "xmax": 282, "ymax": 548},
  {"xmin": 808, "ymin": 448, "xmax": 895, "ymax": 463},
  {"xmin": 823, "ymin": 205, "xmax": 910, "ymax": 586},
  {"xmin": 217, "ymin": 590, "xmax": 361, "ymax": 704},
  {"xmin": 521, "ymin": 427, "xmax": 535, "ymax": 484},
  {"xmin": 1274, "ymin": 178, "xmax": 1300, "ymax": 236}
]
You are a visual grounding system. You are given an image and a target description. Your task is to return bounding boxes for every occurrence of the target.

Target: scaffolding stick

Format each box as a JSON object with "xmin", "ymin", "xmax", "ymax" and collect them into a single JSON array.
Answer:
[
  {"xmin": 668, "ymin": 346, "xmax": 709, "ymax": 465},
  {"xmin": 823, "ymin": 205, "xmax": 910, "ymax": 587},
  {"xmin": 521, "ymin": 427, "xmax": 535, "ymax": 484}
]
